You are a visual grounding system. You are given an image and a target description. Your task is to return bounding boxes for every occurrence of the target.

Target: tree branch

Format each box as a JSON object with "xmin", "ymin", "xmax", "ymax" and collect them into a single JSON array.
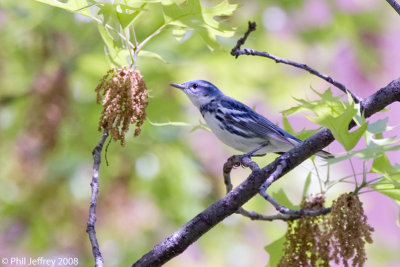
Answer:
[
  {"xmin": 87, "ymin": 128, "xmax": 109, "ymax": 267},
  {"xmin": 223, "ymin": 155, "xmax": 330, "ymax": 221},
  {"xmin": 386, "ymin": 0, "xmax": 400, "ymax": 15},
  {"xmin": 258, "ymin": 182, "xmax": 331, "ymax": 216},
  {"xmin": 231, "ymin": 22, "xmax": 362, "ymax": 103},
  {"xmin": 236, "ymin": 207, "xmax": 328, "ymax": 221},
  {"xmin": 136, "ymin": 24, "xmax": 168, "ymax": 53}
]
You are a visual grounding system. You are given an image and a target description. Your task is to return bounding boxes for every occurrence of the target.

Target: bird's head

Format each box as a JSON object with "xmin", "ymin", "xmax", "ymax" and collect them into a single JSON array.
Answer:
[{"xmin": 170, "ymin": 80, "xmax": 223, "ymax": 108}]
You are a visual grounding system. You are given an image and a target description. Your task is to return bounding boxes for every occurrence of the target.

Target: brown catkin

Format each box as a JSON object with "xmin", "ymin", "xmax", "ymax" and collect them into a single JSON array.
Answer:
[
  {"xmin": 279, "ymin": 194, "xmax": 330, "ymax": 267},
  {"xmin": 278, "ymin": 193, "xmax": 374, "ymax": 267},
  {"xmin": 95, "ymin": 67, "xmax": 149, "ymax": 145},
  {"xmin": 327, "ymin": 193, "xmax": 374, "ymax": 267}
]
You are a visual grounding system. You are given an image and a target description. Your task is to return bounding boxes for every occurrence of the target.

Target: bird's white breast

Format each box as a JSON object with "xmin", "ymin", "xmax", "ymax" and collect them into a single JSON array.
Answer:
[{"xmin": 202, "ymin": 112, "xmax": 290, "ymax": 154}]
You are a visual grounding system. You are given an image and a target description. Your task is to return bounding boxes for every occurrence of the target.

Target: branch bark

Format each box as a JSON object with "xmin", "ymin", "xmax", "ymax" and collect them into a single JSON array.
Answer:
[
  {"xmin": 131, "ymin": 79, "xmax": 400, "ymax": 267},
  {"xmin": 386, "ymin": 0, "xmax": 400, "ymax": 15},
  {"xmin": 87, "ymin": 128, "xmax": 109, "ymax": 267}
]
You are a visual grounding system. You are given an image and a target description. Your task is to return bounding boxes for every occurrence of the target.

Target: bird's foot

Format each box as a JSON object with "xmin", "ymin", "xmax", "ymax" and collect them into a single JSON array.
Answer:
[
  {"xmin": 238, "ymin": 143, "xmax": 269, "ymax": 162},
  {"xmin": 238, "ymin": 153, "xmax": 266, "ymax": 168}
]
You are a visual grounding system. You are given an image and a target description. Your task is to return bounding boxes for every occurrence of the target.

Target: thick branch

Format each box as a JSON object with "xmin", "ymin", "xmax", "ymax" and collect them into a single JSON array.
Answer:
[
  {"xmin": 386, "ymin": 0, "xmax": 400, "ymax": 15},
  {"xmin": 87, "ymin": 128, "xmax": 109, "ymax": 267},
  {"xmin": 131, "ymin": 79, "xmax": 400, "ymax": 267}
]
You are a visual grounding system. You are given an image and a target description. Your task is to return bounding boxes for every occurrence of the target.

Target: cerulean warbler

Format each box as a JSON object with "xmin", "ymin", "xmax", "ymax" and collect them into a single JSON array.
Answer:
[{"xmin": 171, "ymin": 80, "xmax": 332, "ymax": 159}]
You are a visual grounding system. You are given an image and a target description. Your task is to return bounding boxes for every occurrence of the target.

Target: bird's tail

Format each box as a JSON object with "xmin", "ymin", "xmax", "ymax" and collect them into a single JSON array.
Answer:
[{"xmin": 316, "ymin": 150, "xmax": 334, "ymax": 160}]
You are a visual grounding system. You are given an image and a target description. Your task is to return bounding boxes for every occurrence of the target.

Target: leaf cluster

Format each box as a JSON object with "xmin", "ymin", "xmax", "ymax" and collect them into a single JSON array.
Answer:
[
  {"xmin": 34, "ymin": 0, "xmax": 238, "ymax": 67},
  {"xmin": 282, "ymin": 88, "xmax": 400, "ymax": 222}
]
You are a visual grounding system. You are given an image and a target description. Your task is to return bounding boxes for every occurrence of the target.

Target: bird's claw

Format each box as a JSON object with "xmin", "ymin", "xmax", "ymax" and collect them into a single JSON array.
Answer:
[{"xmin": 238, "ymin": 154, "xmax": 254, "ymax": 168}]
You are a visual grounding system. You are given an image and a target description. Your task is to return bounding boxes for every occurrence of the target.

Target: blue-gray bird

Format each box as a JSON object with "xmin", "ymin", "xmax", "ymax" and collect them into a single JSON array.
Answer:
[{"xmin": 170, "ymin": 80, "xmax": 332, "ymax": 159}]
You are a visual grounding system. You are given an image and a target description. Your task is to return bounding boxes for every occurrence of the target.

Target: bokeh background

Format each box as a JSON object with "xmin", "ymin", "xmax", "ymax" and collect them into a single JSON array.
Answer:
[{"xmin": 0, "ymin": 0, "xmax": 399, "ymax": 266}]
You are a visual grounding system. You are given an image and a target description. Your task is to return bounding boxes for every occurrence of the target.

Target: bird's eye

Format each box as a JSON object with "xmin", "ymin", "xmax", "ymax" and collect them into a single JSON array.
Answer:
[{"xmin": 192, "ymin": 83, "xmax": 198, "ymax": 89}]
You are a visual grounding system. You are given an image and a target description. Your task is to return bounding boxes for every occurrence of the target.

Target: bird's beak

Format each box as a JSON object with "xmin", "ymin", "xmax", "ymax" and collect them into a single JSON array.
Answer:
[{"xmin": 170, "ymin": 83, "xmax": 185, "ymax": 90}]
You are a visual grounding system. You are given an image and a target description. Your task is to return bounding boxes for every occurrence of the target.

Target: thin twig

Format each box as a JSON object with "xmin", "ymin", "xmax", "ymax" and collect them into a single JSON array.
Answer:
[
  {"xmin": 256, "ymin": 158, "xmax": 330, "ymax": 217},
  {"xmin": 223, "ymin": 156, "xmax": 278, "ymax": 221},
  {"xmin": 87, "ymin": 128, "xmax": 109, "ymax": 267},
  {"xmin": 223, "ymin": 155, "xmax": 330, "ymax": 220},
  {"xmin": 230, "ymin": 21, "xmax": 256, "ymax": 58},
  {"xmin": 311, "ymin": 158, "xmax": 324, "ymax": 194},
  {"xmin": 236, "ymin": 48, "xmax": 362, "ymax": 103},
  {"xmin": 386, "ymin": 0, "xmax": 400, "ymax": 15},
  {"xmin": 237, "ymin": 207, "xmax": 322, "ymax": 221},
  {"xmin": 136, "ymin": 23, "xmax": 168, "ymax": 53},
  {"xmin": 122, "ymin": 28, "xmax": 135, "ymax": 66},
  {"xmin": 91, "ymin": 16, "xmax": 136, "ymax": 51},
  {"xmin": 258, "ymin": 184, "xmax": 331, "ymax": 216},
  {"xmin": 324, "ymin": 157, "xmax": 331, "ymax": 190},
  {"xmin": 131, "ymin": 24, "xmax": 139, "ymax": 69},
  {"xmin": 256, "ymin": 157, "xmax": 332, "ymax": 217},
  {"xmin": 349, "ymin": 156, "xmax": 358, "ymax": 188},
  {"xmin": 231, "ymin": 22, "xmax": 362, "ymax": 103}
]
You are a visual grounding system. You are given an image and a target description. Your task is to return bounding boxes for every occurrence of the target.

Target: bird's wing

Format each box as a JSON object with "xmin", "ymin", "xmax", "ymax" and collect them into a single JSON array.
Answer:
[{"xmin": 220, "ymin": 98, "xmax": 301, "ymax": 146}]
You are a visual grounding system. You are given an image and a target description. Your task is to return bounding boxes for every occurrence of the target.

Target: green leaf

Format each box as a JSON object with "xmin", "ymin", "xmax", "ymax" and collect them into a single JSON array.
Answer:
[
  {"xmin": 367, "ymin": 118, "xmax": 391, "ymax": 134},
  {"xmin": 371, "ymin": 152, "xmax": 393, "ymax": 175},
  {"xmin": 311, "ymin": 103, "xmax": 367, "ymax": 151},
  {"xmin": 98, "ymin": 3, "xmax": 146, "ymax": 28},
  {"xmin": 281, "ymin": 115, "xmax": 319, "ymax": 141},
  {"xmin": 33, "ymin": 0, "xmax": 94, "ymax": 19},
  {"xmin": 282, "ymin": 115, "xmax": 295, "ymax": 135},
  {"xmin": 301, "ymin": 92, "xmax": 368, "ymax": 151},
  {"xmin": 271, "ymin": 189, "xmax": 298, "ymax": 210},
  {"xmin": 368, "ymin": 145, "xmax": 400, "ymax": 218},
  {"xmin": 326, "ymin": 137, "xmax": 400, "ymax": 165},
  {"xmin": 138, "ymin": 50, "xmax": 167, "ymax": 63},
  {"xmin": 302, "ymin": 172, "xmax": 312, "ymax": 198},
  {"xmin": 295, "ymin": 128, "xmax": 320, "ymax": 141},
  {"xmin": 172, "ymin": 28, "xmax": 189, "ymax": 40},
  {"xmin": 97, "ymin": 2, "xmax": 116, "ymax": 24},
  {"xmin": 283, "ymin": 89, "xmax": 370, "ymax": 151},
  {"xmin": 116, "ymin": 10, "xmax": 139, "ymax": 28},
  {"xmin": 162, "ymin": 0, "xmax": 186, "ymax": 4},
  {"xmin": 371, "ymin": 178, "xmax": 400, "ymax": 201},
  {"xmin": 282, "ymin": 88, "xmax": 344, "ymax": 116},
  {"xmin": 98, "ymin": 25, "xmax": 131, "ymax": 66},
  {"xmin": 370, "ymin": 149, "xmax": 400, "ymax": 187},
  {"xmin": 265, "ymin": 235, "xmax": 286, "ymax": 267},
  {"xmin": 162, "ymin": 0, "xmax": 238, "ymax": 50}
]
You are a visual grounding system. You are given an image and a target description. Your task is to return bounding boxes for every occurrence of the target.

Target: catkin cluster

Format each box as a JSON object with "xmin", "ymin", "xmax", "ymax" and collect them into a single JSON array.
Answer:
[
  {"xmin": 279, "ymin": 194, "xmax": 330, "ymax": 267},
  {"xmin": 279, "ymin": 193, "xmax": 374, "ymax": 267},
  {"xmin": 95, "ymin": 67, "xmax": 148, "ymax": 145},
  {"xmin": 328, "ymin": 193, "xmax": 374, "ymax": 267}
]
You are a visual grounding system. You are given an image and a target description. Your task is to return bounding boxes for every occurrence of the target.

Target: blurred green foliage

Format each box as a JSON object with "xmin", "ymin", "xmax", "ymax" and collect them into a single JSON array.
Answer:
[{"xmin": 1, "ymin": 0, "xmax": 400, "ymax": 266}]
